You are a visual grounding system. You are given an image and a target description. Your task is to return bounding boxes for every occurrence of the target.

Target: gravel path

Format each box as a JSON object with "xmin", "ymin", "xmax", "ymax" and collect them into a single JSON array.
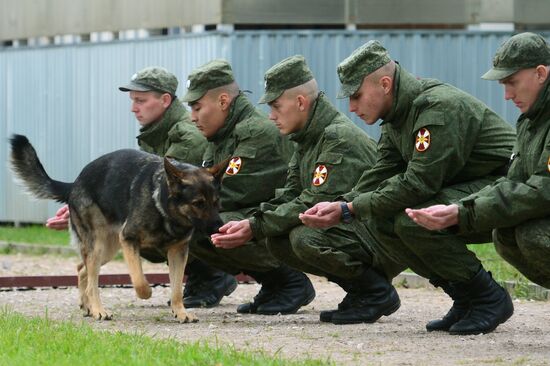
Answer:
[{"xmin": 1, "ymin": 253, "xmax": 549, "ymax": 365}]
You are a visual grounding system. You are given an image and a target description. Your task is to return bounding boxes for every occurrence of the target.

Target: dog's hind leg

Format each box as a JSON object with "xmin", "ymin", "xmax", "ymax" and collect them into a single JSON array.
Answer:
[
  {"xmin": 119, "ymin": 234, "xmax": 152, "ymax": 300},
  {"xmin": 167, "ymin": 242, "xmax": 198, "ymax": 323},
  {"xmin": 76, "ymin": 262, "xmax": 90, "ymax": 316},
  {"xmin": 77, "ymin": 232, "xmax": 120, "ymax": 317},
  {"xmin": 84, "ymin": 242, "xmax": 113, "ymax": 320}
]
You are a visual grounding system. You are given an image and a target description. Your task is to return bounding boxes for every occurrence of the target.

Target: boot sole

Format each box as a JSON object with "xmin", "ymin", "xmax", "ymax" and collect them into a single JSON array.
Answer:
[{"xmin": 331, "ymin": 299, "xmax": 401, "ymax": 325}]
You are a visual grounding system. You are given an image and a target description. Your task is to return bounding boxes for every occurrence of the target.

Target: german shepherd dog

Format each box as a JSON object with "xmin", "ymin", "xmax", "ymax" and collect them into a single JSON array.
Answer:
[{"xmin": 9, "ymin": 134, "xmax": 224, "ymax": 323}]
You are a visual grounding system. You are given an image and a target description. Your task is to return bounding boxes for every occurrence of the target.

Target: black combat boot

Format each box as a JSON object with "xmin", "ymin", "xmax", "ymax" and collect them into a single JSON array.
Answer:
[
  {"xmin": 425, "ymin": 279, "xmax": 470, "ymax": 332},
  {"xmin": 330, "ymin": 268, "xmax": 401, "ymax": 324},
  {"xmin": 238, "ymin": 266, "xmax": 316, "ymax": 315},
  {"xmin": 448, "ymin": 268, "xmax": 514, "ymax": 335},
  {"xmin": 319, "ymin": 277, "xmax": 356, "ymax": 323},
  {"xmin": 183, "ymin": 260, "xmax": 238, "ymax": 308},
  {"xmin": 237, "ymin": 270, "xmax": 279, "ymax": 314}
]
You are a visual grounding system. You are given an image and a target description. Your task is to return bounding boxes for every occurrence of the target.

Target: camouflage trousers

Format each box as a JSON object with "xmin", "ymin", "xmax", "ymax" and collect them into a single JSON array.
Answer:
[
  {"xmin": 366, "ymin": 177, "xmax": 498, "ymax": 282},
  {"xmin": 493, "ymin": 217, "xmax": 550, "ymax": 289},
  {"xmin": 189, "ymin": 211, "xmax": 280, "ymax": 275},
  {"xmin": 266, "ymin": 220, "xmax": 404, "ymax": 281}
]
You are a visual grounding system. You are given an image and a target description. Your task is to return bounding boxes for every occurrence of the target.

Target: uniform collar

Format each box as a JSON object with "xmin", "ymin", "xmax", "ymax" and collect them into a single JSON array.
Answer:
[
  {"xmin": 521, "ymin": 77, "xmax": 550, "ymax": 130},
  {"xmin": 381, "ymin": 64, "xmax": 422, "ymax": 128},
  {"xmin": 137, "ymin": 100, "xmax": 183, "ymax": 146},
  {"xmin": 289, "ymin": 92, "xmax": 337, "ymax": 144},
  {"xmin": 208, "ymin": 92, "xmax": 255, "ymax": 143}
]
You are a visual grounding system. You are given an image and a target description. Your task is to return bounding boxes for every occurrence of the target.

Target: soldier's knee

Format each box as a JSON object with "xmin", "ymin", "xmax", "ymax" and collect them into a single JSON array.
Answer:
[
  {"xmin": 288, "ymin": 226, "xmax": 322, "ymax": 261},
  {"xmin": 515, "ymin": 219, "xmax": 550, "ymax": 252},
  {"xmin": 493, "ymin": 227, "xmax": 516, "ymax": 248}
]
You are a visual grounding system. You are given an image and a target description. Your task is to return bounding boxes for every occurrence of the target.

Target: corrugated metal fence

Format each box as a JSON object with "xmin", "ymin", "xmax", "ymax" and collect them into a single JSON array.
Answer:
[{"xmin": 1, "ymin": 30, "xmax": 546, "ymax": 222}]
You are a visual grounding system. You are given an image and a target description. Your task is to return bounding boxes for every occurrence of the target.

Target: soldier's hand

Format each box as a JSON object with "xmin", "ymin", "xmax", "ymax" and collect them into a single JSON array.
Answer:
[
  {"xmin": 405, "ymin": 204, "xmax": 459, "ymax": 230},
  {"xmin": 211, "ymin": 220, "xmax": 252, "ymax": 249},
  {"xmin": 299, "ymin": 201, "xmax": 341, "ymax": 228},
  {"xmin": 45, "ymin": 205, "xmax": 70, "ymax": 230}
]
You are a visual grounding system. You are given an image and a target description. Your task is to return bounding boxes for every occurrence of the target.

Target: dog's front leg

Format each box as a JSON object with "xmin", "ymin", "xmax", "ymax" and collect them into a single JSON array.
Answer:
[
  {"xmin": 119, "ymin": 236, "xmax": 152, "ymax": 300},
  {"xmin": 167, "ymin": 243, "xmax": 198, "ymax": 323}
]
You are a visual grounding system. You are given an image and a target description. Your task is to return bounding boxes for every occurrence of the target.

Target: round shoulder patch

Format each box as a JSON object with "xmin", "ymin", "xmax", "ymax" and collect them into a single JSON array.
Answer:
[
  {"xmin": 312, "ymin": 165, "xmax": 328, "ymax": 186},
  {"xmin": 415, "ymin": 128, "xmax": 431, "ymax": 152},
  {"xmin": 186, "ymin": 79, "xmax": 191, "ymax": 88},
  {"xmin": 547, "ymin": 156, "xmax": 550, "ymax": 173},
  {"xmin": 225, "ymin": 157, "xmax": 242, "ymax": 175}
]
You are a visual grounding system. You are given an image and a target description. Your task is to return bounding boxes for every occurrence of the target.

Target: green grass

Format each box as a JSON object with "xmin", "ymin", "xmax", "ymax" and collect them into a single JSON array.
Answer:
[
  {"xmin": 0, "ymin": 224, "xmax": 70, "ymax": 246},
  {"xmin": 467, "ymin": 243, "xmax": 523, "ymax": 282},
  {"xmin": 0, "ymin": 308, "xmax": 331, "ymax": 366}
]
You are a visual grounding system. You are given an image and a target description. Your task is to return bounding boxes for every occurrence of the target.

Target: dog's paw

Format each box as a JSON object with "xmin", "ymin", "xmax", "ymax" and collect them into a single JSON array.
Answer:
[
  {"xmin": 91, "ymin": 308, "xmax": 113, "ymax": 321},
  {"xmin": 135, "ymin": 284, "xmax": 152, "ymax": 300},
  {"xmin": 80, "ymin": 305, "xmax": 92, "ymax": 317},
  {"xmin": 173, "ymin": 309, "xmax": 198, "ymax": 323}
]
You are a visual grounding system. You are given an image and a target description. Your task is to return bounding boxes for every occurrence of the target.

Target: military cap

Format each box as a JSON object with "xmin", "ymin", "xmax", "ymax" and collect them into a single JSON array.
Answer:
[
  {"xmin": 119, "ymin": 66, "xmax": 178, "ymax": 95},
  {"xmin": 181, "ymin": 59, "xmax": 235, "ymax": 103},
  {"xmin": 336, "ymin": 40, "xmax": 391, "ymax": 99},
  {"xmin": 258, "ymin": 55, "xmax": 314, "ymax": 104},
  {"xmin": 482, "ymin": 32, "xmax": 550, "ymax": 80}
]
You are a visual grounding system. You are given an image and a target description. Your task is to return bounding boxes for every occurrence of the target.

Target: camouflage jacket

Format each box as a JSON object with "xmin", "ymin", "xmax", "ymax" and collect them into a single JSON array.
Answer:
[
  {"xmin": 202, "ymin": 93, "xmax": 293, "ymax": 214},
  {"xmin": 137, "ymin": 99, "xmax": 206, "ymax": 166},
  {"xmin": 344, "ymin": 64, "xmax": 516, "ymax": 219},
  {"xmin": 457, "ymin": 80, "xmax": 550, "ymax": 232},
  {"xmin": 249, "ymin": 93, "xmax": 378, "ymax": 238}
]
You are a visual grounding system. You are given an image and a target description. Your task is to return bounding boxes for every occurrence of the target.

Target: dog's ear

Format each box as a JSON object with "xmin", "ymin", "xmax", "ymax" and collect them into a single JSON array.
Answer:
[
  {"xmin": 205, "ymin": 158, "xmax": 230, "ymax": 184},
  {"xmin": 164, "ymin": 157, "xmax": 191, "ymax": 193}
]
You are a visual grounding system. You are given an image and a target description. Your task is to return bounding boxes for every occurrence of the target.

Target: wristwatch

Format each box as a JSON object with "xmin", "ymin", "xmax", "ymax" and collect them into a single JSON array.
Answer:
[{"xmin": 340, "ymin": 202, "xmax": 354, "ymax": 224}]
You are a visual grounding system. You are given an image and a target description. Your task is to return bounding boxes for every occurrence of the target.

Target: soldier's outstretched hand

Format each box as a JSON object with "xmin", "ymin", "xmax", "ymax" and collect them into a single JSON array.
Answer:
[
  {"xmin": 211, "ymin": 220, "xmax": 252, "ymax": 249},
  {"xmin": 46, "ymin": 204, "xmax": 70, "ymax": 230},
  {"xmin": 405, "ymin": 204, "xmax": 459, "ymax": 231},
  {"xmin": 300, "ymin": 201, "xmax": 341, "ymax": 228}
]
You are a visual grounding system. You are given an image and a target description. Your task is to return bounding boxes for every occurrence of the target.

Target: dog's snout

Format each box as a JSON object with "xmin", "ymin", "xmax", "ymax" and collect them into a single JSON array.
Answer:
[{"xmin": 207, "ymin": 217, "xmax": 224, "ymax": 235}]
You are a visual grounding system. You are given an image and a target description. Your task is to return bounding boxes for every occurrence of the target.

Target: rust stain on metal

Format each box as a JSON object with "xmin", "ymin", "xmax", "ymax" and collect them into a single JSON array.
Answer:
[{"xmin": 0, "ymin": 273, "xmax": 254, "ymax": 289}]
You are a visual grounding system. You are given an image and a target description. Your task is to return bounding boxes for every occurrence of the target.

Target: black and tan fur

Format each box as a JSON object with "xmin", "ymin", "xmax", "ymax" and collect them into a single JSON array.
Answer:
[{"xmin": 9, "ymin": 134, "xmax": 224, "ymax": 323}]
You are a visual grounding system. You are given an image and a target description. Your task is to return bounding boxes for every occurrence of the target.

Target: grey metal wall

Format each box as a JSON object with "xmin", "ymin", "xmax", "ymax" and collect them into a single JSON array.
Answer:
[{"xmin": 1, "ymin": 30, "xmax": 545, "ymax": 222}]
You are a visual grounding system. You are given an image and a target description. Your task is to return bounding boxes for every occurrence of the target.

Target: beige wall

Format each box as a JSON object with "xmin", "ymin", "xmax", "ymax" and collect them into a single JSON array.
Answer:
[{"xmin": 1, "ymin": 0, "xmax": 549, "ymax": 42}]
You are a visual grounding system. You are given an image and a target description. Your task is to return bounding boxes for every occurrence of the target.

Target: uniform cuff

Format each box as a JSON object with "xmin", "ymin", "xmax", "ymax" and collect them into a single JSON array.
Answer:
[{"xmin": 248, "ymin": 216, "xmax": 266, "ymax": 241}]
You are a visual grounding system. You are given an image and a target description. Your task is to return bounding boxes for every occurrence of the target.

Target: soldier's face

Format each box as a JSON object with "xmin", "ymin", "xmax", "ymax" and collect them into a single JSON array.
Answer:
[
  {"xmin": 189, "ymin": 93, "xmax": 227, "ymax": 138},
  {"xmin": 129, "ymin": 91, "xmax": 170, "ymax": 126},
  {"xmin": 500, "ymin": 67, "xmax": 548, "ymax": 113},
  {"xmin": 268, "ymin": 93, "xmax": 307, "ymax": 135},
  {"xmin": 348, "ymin": 75, "xmax": 393, "ymax": 125}
]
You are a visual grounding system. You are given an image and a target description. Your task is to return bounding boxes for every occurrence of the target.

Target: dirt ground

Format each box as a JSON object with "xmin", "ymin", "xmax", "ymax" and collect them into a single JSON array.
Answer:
[{"xmin": 1, "ymin": 253, "xmax": 549, "ymax": 365}]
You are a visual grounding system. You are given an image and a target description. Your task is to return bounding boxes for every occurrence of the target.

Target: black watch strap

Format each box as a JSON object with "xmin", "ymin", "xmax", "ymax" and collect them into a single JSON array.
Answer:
[{"xmin": 340, "ymin": 202, "xmax": 354, "ymax": 224}]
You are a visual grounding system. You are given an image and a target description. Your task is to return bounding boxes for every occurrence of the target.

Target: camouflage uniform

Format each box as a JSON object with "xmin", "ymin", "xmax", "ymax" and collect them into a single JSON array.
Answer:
[
  {"xmin": 249, "ymin": 55, "xmax": 385, "ymax": 280},
  {"xmin": 456, "ymin": 33, "xmax": 550, "ymax": 288},
  {"xmin": 181, "ymin": 60, "xmax": 292, "ymax": 275},
  {"xmin": 338, "ymin": 41, "xmax": 515, "ymax": 334},
  {"xmin": 339, "ymin": 45, "xmax": 516, "ymax": 282}
]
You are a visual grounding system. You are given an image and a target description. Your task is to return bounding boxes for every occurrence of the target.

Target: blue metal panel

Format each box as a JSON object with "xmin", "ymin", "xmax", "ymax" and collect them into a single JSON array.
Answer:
[{"xmin": 1, "ymin": 30, "xmax": 548, "ymax": 222}]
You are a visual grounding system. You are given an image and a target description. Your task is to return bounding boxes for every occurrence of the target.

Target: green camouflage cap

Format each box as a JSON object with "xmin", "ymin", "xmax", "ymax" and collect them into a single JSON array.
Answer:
[
  {"xmin": 119, "ymin": 66, "xmax": 178, "ymax": 95},
  {"xmin": 482, "ymin": 32, "xmax": 550, "ymax": 80},
  {"xmin": 336, "ymin": 40, "xmax": 391, "ymax": 99},
  {"xmin": 181, "ymin": 59, "xmax": 235, "ymax": 103},
  {"xmin": 258, "ymin": 55, "xmax": 314, "ymax": 104}
]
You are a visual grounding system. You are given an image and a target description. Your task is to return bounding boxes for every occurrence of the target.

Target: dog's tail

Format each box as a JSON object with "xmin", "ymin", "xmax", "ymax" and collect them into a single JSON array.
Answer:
[{"xmin": 9, "ymin": 134, "xmax": 72, "ymax": 203}]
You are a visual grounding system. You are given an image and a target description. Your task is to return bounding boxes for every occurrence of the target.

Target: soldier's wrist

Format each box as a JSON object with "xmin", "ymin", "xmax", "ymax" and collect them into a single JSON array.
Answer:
[{"xmin": 340, "ymin": 202, "xmax": 354, "ymax": 224}]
